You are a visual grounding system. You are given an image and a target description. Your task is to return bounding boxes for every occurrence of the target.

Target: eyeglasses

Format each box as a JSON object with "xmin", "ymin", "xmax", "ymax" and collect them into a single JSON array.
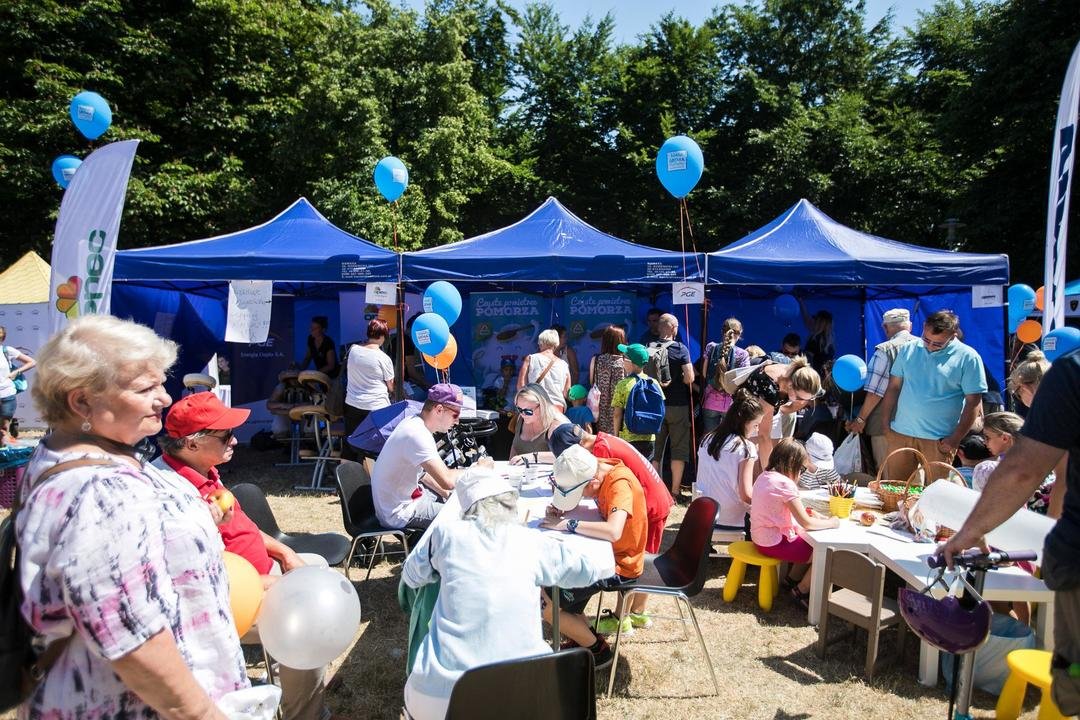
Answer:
[
  {"xmin": 921, "ymin": 335, "xmax": 950, "ymax": 350},
  {"xmin": 549, "ymin": 475, "xmax": 591, "ymax": 498},
  {"xmin": 782, "ymin": 348, "xmax": 800, "ymax": 357},
  {"xmin": 513, "ymin": 406, "xmax": 536, "ymax": 417}
]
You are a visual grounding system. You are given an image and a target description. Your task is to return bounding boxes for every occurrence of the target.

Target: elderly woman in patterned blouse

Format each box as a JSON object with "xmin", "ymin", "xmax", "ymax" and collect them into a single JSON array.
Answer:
[{"xmin": 16, "ymin": 315, "xmax": 247, "ymax": 720}]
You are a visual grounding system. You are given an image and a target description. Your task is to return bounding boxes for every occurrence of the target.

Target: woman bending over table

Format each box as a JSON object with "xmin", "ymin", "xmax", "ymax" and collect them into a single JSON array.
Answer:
[
  {"xmin": 509, "ymin": 384, "xmax": 568, "ymax": 463},
  {"xmin": 739, "ymin": 355, "xmax": 822, "ymax": 468},
  {"xmin": 750, "ymin": 438, "xmax": 839, "ymax": 611}
]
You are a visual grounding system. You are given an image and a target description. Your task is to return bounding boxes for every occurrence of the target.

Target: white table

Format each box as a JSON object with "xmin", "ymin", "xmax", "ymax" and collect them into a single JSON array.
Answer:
[
  {"xmin": 803, "ymin": 518, "xmax": 1054, "ymax": 687},
  {"xmin": 412, "ymin": 462, "xmax": 616, "ymax": 648}
]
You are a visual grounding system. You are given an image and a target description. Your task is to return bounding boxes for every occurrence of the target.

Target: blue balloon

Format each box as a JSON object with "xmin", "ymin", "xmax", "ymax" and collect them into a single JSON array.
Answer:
[
  {"xmin": 1042, "ymin": 326, "xmax": 1080, "ymax": 362},
  {"xmin": 832, "ymin": 354, "xmax": 868, "ymax": 392},
  {"xmin": 374, "ymin": 156, "xmax": 409, "ymax": 202},
  {"xmin": 655, "ymin": 135, "xmax": 704, "ymax": 199},
  {"xmin": 51, "ymin": 155, "xmax": 82, "ymax": 189},
  {"xmin": 411, "ymin": 312, "xmax": 450, "ymax": 356},
  {"xmin": 423, "ymin": 281, "xmax": 462, "ymax": 326},
  {"xmin": 773, "ymin": 294, "xmax": 800, "ymax": 322},
  {"xmin": 1007, "ymin": 284, "xmax": 1037, "ymax": 333},
  {"xmin": 69, "ymin": 91, "xmax": 112, "ymax": 140}
]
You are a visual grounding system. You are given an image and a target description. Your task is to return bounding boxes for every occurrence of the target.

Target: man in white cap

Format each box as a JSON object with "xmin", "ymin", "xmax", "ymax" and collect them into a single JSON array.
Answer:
[
  {"xmin": 845, "ymin": 307, "xmax": 915, "ymax": 470},
  {"xmin": 540, "ymin": 445, "xmax": 647, "ymax": 667}
]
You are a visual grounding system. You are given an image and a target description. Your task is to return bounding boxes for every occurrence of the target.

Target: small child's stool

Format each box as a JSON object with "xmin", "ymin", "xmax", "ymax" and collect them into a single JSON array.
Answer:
[
  {"xmin": 995, "ymin": 649, "xmax": 1068, "ymax": 720},
  {"xmin": 723, "ymin": 541, "xmax": 781, "ymax": 612}
]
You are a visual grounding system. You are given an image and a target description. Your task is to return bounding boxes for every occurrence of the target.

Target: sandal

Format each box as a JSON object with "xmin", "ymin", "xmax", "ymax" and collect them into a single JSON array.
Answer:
[
  {"xmin": 790, "ymin": 586, "xmax": 810, "ymax": 610},
  {"xmin": 781, "ymin": 575, "xmax": 798, "ymax": 592}
]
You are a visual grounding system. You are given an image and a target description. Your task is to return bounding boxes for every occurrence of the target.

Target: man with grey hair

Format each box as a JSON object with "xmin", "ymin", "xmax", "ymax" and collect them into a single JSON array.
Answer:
[
  {"xmin": 845, "ymin": 308, "xmax": 915, "ymax": 470},
  {"xmin": 650, "ymin": 313, "xmax": 695, "ymax": 499}
]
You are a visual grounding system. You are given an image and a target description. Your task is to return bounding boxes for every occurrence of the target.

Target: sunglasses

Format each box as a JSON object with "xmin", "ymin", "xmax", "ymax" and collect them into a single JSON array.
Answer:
[
  {"xmin": 440, "ymin": 404, "xmax": 461, "ymax": 419},
  {"xmin": 549, "ymin": 475, "xmax": 591, "ymax": 498},
  {"xmin": 513, "ymin": 406, "xmax": 536, "ymax": 416},
  {"xmin": 205, "ymin": 429, "xmax": 234, "ymax": 444}
]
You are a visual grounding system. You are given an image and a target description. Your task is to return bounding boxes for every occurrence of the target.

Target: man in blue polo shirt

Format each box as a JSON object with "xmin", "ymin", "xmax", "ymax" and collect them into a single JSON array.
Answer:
[{"xmin": 878, "ymin": 310, "xmax": 986, "ymax": 482}]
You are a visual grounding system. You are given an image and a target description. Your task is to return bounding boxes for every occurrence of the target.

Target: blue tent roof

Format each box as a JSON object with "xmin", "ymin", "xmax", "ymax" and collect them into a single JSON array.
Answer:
[
  {"xmin": 115, "ymin": 197, "xmax": 399, "ymax": 282},
  {"xmin": 401, "ymin": 197, "xmax": 704, "ymax": 283},
  {"xmin": 706, "ymin": 199, "xmax": 1009, "ymax": 286}
]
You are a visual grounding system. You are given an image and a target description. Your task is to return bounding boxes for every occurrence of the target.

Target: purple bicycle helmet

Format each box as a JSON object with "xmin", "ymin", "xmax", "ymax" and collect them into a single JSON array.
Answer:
[{"xmin": 898, "ymin": 588, "xmax": 993, "ymax": 655}]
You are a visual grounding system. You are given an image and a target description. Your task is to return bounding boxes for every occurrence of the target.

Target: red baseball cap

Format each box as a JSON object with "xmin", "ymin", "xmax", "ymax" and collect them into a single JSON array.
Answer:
[{"xmin": 165, "ymin": 392, "xmax": 251, "ymax": 438}]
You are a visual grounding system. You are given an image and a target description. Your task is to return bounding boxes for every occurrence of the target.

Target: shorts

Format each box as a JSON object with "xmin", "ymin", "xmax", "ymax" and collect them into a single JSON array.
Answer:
[
  {"xmin": 403, "ymin": 488, "xmax": 446, "ymax": 530},
  {"xmin": 549, "ymin": 574, "xmax": 637, "ymax": 615},
  {"xmin": 646, "ymin": 515, "xmax": 667, "ymax": 554},
  {"xmin": 0, "ymin": 395, "xmax": 15, "ymax": 420},
  {"xmin": 656, "ymin": 405, "xmax": 692, "ymax": 462},
  {"xmin": 755, "ymin": 535, "xmax": 812, "ymax": 564}
]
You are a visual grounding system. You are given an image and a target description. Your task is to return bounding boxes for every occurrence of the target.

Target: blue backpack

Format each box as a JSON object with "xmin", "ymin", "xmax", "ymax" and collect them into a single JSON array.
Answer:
[{"xmin": 623, "ymin": 375, "xmax": 665, "ymax": 435}]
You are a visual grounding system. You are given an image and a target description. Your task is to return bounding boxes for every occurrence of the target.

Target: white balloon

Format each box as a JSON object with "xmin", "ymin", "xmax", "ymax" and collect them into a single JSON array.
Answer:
[{"xmin": 257, "ymin": 567, "xmax": 361, "ymax": 670}]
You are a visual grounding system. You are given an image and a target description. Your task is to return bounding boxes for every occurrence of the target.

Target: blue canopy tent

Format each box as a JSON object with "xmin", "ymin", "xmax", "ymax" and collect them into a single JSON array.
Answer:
[
  {"xmin": 400, "ymin": 197, "xmax": 708, "ymax": 389},
  {"xmin": 112, "ymin": 198, "xmax": 400, "ymax": 403},
  {"xmin": 703, "ymin": 199, "xmax": 1010, "ymax": 386}
]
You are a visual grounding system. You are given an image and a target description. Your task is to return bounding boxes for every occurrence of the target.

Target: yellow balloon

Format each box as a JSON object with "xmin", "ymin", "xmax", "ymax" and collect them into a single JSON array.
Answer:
[
  {"xmin": 423, "ymin": 335, "xmax": 458, "ymax": 370},
  {"xmin": 1016, "ymin": 319, "xmax": 1043, "ymax": 344},
  {"xmin": 222, "ymin": 551, "xmax": 263, "ymax": 637}
]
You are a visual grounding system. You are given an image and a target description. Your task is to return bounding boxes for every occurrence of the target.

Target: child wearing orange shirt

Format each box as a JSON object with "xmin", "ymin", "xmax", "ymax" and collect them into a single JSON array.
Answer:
[{"xmin": 541, "ymin": 445, "xmax": 647, "ymax": 669}]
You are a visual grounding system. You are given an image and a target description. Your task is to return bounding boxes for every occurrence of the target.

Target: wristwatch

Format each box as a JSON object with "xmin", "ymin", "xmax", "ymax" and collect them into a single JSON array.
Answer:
[
  {"xmin": 566, "ymin": 519, "xmax": 579, "ymax": 534},
  {"xmin": 853, "ymin": 417, "xmax": 865, "ymax": 425}
]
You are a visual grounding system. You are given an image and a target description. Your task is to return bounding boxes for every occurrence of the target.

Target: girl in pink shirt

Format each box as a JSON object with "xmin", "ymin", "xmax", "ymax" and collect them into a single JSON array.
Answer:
[{"xmin": 750, "ymin": 438, "xmax": 838, "ymax": 609}]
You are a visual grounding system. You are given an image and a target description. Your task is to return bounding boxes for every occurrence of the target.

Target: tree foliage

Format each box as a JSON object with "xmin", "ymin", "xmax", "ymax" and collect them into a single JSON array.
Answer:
[{"xmin": 0, "ymin": 0, "xmax": 1077, "ymax": 285}]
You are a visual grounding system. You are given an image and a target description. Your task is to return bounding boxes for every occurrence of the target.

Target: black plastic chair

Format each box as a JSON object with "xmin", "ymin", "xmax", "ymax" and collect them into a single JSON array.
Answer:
[
  {"xmin": 602, "ymin": 496, "xmax": 720, "ymax": 697},
  {"xmin": 334, "ymin": 461, "xmax": 410, "ymax": 580},
  {"xmin": 229, "ymin": 483, "xmax": 350, "ymax": 566},
  {"xmin": 443, "ymin": 648, "xmax": 595, "ymax": 720}
]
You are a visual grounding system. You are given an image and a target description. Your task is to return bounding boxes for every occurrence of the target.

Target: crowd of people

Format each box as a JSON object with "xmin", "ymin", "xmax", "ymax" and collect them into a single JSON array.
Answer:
[{"xmin": 6, "ymin": 302, "xmax": 1079, "ymax": 720}]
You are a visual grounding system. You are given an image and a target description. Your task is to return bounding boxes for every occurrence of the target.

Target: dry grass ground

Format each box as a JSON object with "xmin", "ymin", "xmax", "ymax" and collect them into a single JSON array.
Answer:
[{"xmin": 2, "ymin": 443, "xmax": 1051, "ymax": 719}]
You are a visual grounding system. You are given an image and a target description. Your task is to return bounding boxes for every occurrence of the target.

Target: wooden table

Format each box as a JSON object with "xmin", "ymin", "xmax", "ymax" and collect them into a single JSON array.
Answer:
[
  {"xmin": 412, "ymin": 462, "xmax": 616, "ymax": 650},
  {"xmin": 802, "ymin": 498, "xmax": 1053, "ymax": 687}
]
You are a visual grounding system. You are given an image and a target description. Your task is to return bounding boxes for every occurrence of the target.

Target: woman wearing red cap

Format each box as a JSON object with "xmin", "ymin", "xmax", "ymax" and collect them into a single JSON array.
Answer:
[{"xmin": 15, "ymin": 315, "xmax": 246, "ymax": 720}]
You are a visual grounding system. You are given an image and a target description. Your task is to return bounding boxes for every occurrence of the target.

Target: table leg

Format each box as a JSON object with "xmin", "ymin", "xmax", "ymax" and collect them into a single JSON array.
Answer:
[
  {"xmin": 1035, "ymin": 598, "xmax": 1055, "ymax": 653},
  {"xmin": 807, "ymin": 544, "xmax": 828, "ymax": 625},
  {"xmin": 918, "ymin": 639, "xmax": 939, "ymax": 686}
]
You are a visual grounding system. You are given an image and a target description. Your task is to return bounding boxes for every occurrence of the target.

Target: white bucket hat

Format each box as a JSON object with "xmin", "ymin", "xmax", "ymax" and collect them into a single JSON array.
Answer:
[
  {"xmin": 804, "ymin": 432, "xmax": 835, "ymax": 472},
  {"xmin": 456, "ymin": 467, "xmax": 514, "ymax": 517},
  {"xmin": 551, "ymin": 444, "xmax": 598, "ymax": 512}
]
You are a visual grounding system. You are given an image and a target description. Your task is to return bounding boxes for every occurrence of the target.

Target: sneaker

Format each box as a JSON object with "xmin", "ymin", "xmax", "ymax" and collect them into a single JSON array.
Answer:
[
  {"xmin": 590, "ymin": 638, "xmax": 614, "ymax": 670},
  {"xmin": 628, "ymin": 612, "xmax": 653, "ymax": 629},
  {"xmin": 592, "ymin": 612, "xmax": 633, "ymax": 637},
  {"xmin": 559, "ymin": 638, "xmax": 580, "ymax": 651}
]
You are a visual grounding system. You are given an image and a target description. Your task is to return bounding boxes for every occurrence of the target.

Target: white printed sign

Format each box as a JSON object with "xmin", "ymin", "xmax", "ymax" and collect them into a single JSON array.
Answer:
[
  {"xmin": 366, "ymin": 281, "xmax": 396, "ymax": 306},
  {"xmin": 666, "ymin": 150, "xmax": 687, "ymax": 172},
  {"xmin": 971, "ymin": 285, "xmax": 1003, "ymax": 309},
  {"xmin": 225, "ymin": 280, "xmax": 273, "ymax": 343},
  {"xmin": 672, "ymin": 282, "xmax": 706, "ymax": 305}
]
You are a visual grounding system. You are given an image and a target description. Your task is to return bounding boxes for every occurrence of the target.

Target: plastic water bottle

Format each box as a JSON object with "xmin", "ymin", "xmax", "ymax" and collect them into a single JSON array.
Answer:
[{"xmin": 916, "ymin": 481, "xmax": 1056, "ymax": 560}]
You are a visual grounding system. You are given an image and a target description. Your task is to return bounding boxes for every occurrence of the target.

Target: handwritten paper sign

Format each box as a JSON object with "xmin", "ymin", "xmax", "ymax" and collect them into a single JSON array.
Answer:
[{"xmin": 225, "ymin": 280, "xmax": 273, "ymax": 343}]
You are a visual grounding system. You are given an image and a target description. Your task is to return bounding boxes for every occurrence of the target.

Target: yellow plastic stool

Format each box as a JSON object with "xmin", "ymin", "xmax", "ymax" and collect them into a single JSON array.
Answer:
[
  {"xmin": 723, "ymin": 541, "xmax": 782, "ymax": 612},
  {"xmin": 996, "ymin": 649, "xmax": 1068, "ymax": 720}
]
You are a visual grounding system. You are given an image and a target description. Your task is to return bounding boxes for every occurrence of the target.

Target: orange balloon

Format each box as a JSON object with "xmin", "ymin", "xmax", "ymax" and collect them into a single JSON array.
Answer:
[
  {"xmin": 222, "ymin": 551, "xmax": 263, "ymax": 637},
  {"xmin": 1016, "ymin": 319, "xmax": 1043, "ymax": 344},
  {"xmin": 423, "ymin": 335, "xmax": 458, "ymax": 370},
  {"xmin": 1035, "ymin": 286, "xmax": 1045, "ymax": 311}
]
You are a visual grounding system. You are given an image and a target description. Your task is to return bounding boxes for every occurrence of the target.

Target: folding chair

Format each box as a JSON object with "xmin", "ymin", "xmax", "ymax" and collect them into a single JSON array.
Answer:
[
  {"xmin": 334, "ymin": 461, "xmax": 410, "ymax": 580},
  {"xmin": 443, "ymin": 648, "xmax": 595, "ymax": 720},
  {"xmin": 229, "ymin": 483, "xmax": 350, "ymax": 566}
]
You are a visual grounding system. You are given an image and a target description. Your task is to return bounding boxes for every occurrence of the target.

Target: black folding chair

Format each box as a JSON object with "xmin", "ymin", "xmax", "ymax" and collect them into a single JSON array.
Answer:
[
  {"xmin": 601, "ymin": 496, "xmax": 720, "ymax": 697},
  {"xmin": 229, "ymin": 483, "xmax": 350, "ymax": 566},
  {"xmin": 444, "ymin": 648, "xmax": 595, "ymax": 720},
  {"xmin": 334, "ymin": 461, "xmax": 410, "ymax": 580}
]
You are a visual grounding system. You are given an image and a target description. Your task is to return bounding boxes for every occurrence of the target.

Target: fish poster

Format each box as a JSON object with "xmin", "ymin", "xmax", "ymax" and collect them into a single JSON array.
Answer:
[
  {"xmin": 470, "ymin": 291, "xmax": 551, "ymax": 398},
  {"xmin": 559, "ymin": 290, "xmax": 635, "ymax": 380}
]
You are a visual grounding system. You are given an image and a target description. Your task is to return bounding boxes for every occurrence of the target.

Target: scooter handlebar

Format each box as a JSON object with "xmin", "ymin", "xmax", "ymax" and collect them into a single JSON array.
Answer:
[{"xmin": 927, "ymin": 549, "xmax": 1038, "ymax": 569}]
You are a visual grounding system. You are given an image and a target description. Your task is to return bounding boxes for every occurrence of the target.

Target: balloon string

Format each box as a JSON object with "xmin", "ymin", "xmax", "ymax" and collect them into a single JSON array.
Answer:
[
  {"xmin": 681, "ymin": 198, "xmax": 703, "ymax": 278},
  {"xmin": 391, "ymin": 201, "xmax": 399, "ymax": 253}
]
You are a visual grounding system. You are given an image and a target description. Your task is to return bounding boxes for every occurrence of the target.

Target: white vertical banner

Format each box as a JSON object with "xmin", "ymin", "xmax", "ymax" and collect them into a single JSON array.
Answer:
[
  {"xmin": 49, "ymin": 139, "xmax": 139, "ymax": 333},
  {"xmin": 1044, "ymin": 40, "xmax": 1080, "ymax": 331},
  {"xmin": 225, "ymin": 280, "xmax": 273, "ymax": 343}
]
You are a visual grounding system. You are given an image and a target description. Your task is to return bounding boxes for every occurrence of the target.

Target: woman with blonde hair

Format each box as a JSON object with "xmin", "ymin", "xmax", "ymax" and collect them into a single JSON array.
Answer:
[
  {"xmin": 517, "ymin": 328, "xmax": 571, "ymax": 412},
  {"xmin": 699, "ymin": 317, "xmax": 749, "ymax": 433},
  {"xmin": 740, "ymin": 356, "xmax": 822, "ymax": 467},
  {"xmin": 15, "ymin": 315, "xmax": 247, "ymax": 720},
  {"xmin": 588, "ymin": 325, "xmax": 627, "ymax": 434},
  {"xmin": 508, "ymin": 384, "xmax": 569, "ymax": 463},
  {"xmin": 1008, "ymin": 349, "xmax": 1050, "ymax": 409}
]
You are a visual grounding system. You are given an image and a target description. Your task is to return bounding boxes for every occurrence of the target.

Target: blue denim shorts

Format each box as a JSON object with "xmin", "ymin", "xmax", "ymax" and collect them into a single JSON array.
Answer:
[{"xmin": 0, "ymin": 395, "xmax": 16, "ymax": 419}]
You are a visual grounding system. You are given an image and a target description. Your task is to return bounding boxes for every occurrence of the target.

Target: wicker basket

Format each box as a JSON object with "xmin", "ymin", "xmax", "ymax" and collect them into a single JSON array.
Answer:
[
  {"xmin": 868, "ymin": 447, "xmax": 930, "ymax": 512},
  {"xmin": 0, "ymin": 465, "xmax": 24, "ymax": 510}
]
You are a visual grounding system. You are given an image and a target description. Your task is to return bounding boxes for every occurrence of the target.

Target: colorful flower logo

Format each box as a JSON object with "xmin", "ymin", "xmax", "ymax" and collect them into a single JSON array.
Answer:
[{"xmin": 55, "ymin": 275, "xmax": 81, "ymax": 319}]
